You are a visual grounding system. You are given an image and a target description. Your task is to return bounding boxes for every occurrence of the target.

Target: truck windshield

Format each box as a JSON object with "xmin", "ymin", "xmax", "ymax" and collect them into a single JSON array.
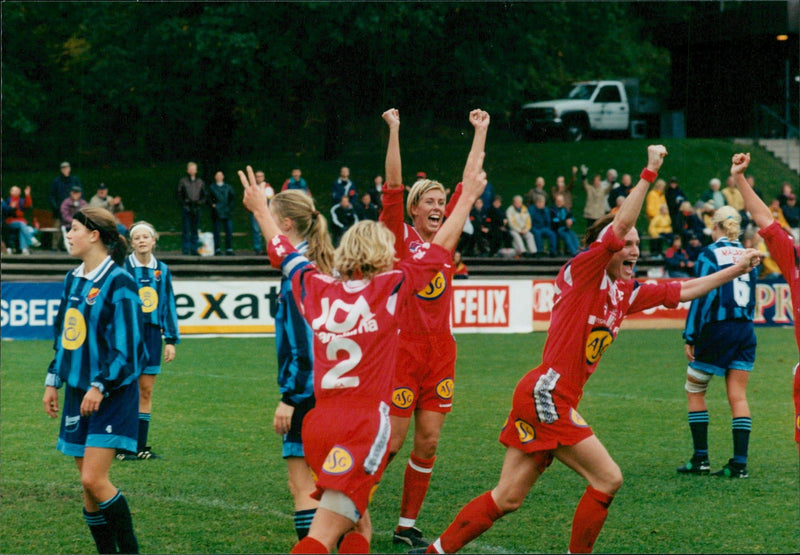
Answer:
[{"xmin": 565, "ymin": 84, "xmax": 597, "ymax": 100}]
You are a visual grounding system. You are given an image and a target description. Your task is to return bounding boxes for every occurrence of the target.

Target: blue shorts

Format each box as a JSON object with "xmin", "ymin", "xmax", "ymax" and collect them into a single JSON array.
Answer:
[
  {"xmin": 57, "ymin": 382, "xmax": 139, "ymax": 457},
  {"xmin": 283, "ymin": 396, "xmax": 315, "ymax": 459},
  {"xmin": 142, "ymin": 324, "xmax": 162, "ymax": 375},
  {"xmin": 689, "ymin": 320, "xmax": 756, "ymax": 376}
]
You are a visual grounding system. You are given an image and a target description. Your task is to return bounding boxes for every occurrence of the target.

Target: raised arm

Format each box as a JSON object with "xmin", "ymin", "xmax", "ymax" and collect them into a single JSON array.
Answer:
[
  {"xmin": 678, "ymin": 248, "xmax": 761, "ymax": 302},
  {"xmin": 382, "ymin": 108, "xmax": 402, "ymax": 189},
  {"xmin": 240, "ymin": 165, "xmax": 281, "ymax": 243},
  {"xmin": 612, "ymin": 145, "xmax": 667, "ymax": 239},
  {"xmin": 445, "ymin": 109, "xmax": 491, "ymax": 218},
  {"xmin": 433, "ymin": 152, "xmax": 487, "ymax": 251},
  {"xmin": 731, "ymin": 152, "xmax": 773, "ymax": 229}
]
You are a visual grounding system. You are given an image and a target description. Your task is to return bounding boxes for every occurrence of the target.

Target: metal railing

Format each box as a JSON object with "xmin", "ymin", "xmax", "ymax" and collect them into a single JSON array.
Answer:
[{"xmin": 754, "ymin": 104, "xmax": 799, "ymax": 140}]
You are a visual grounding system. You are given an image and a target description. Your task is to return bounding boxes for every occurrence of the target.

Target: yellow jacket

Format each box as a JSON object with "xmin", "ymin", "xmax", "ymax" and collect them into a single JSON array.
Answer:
[
  {"xmin": 722, "ymin": 187, "xmax": 745, "ymax": 211},
  {"xmin": 646, "ymin": 189, "xmax": 666, "ymax": 220},
  {"xmin": 648, "ymin": 213, "xmax": 672, "ymax": 236}
]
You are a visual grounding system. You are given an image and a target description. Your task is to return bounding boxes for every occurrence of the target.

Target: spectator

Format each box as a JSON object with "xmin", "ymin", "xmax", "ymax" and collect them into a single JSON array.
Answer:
[
  {"xmin": 331, "ymin": 166, "xmax": 356, "ymax": 204},
  {"xmin": 460, "ymin": 197, "xmax": 489, "ymax": 256},
  {"xmin": 407, "ymin": 171, "xmax": 427, "ymax": 193},
  {"xmin": 780, "ymin": 193, "xmax": 799, "ymax": 242},
  {"xmin": 505, "ymin": 195, "xmax": 537, "ymax": 257},
  {"xmin": 89, "ymin": 183, "xmax": 127, "ymax": 235},
  {"xmin": 3, "ymin": 185, "xmax": 40, "ymax": 254},
  {"xmin": 700, "ymin": 201, "xmax": 716, "ymax": 237},
  {"xmin": 777, "ymin": 181, "xmax": 795, "ymax": 206},
  {"xmin": 177, "ymin": 161, "xmax": 206, "ymax": 255},
  {"xmin": 664, "ymin": 234, "xmax": 692, "ymax": 277},
  {"xmin": 208, "ymin": 170, "xmax": 236, "ymax": 255},
  {"xmin": 550, "ymin": 192, "xmax": 580, "ymax": 256},
  {"xmin": 600, "ymin": 168, "xmax": 619, "ymax": 196},
  {"xmin": 478, "ymin": 180, "xmax": 495, "ymax": 216},
  {"xmin": 645, "ymin": 178, "xmax": 667, "ymax": 221},
  {"xmin": 453, "ymin": 250, "xmax": 469, "ymax": 280},
  {"xmin": 283, "ymin": 168, "xmax": 310, "ymax": 195},
  {"xmin": 609, "ymin": 194, "xmax": 626, "ymax": 215},
  {"xmin": 648, "ymin": 203, "xmax": 673, "ymax": 256},
  {"xmin": 50, "ymin": 161, "xmax": 81, "ymax": 251},
  {"xmin": 355, "ymin": 191, "xmax": 379, "ymax": 221},
  {"xmin": 251, "ymin": 170, "xmax": 275, "ymax": 255},
  {"xmin": 608, "ymin": 173, "xmax": 633, "ymax": 209},
  {"xmin": 365, "ymin": 175, "xmax": 384, "ymax": 209},
  {"xmin": 721, "ymin": 176, "xmax": 745, "ymax": 213},
  {"xmin": 665, "ymin": 176, "xmax": 687, "ymax": 234},
  {"xmin": 755, "ymin": 233, "xmax": 782, "ymax": 280},
  {"xmin": 60, "ymin": 185, "xmax": 87, "ymax": 251},
  {"xmin": 524, "ymin": 176, "xmax": 547, "ymax": 206},
  {"xmin": 745, "ymin": 175, "xmax": 765, "ymax": 200},
  {"xmin": 700, "ymin": 177, "xmax": 726, "ymax": 210},
  {"xmin": 550, "ymin": 168, "xmax": 576, "ymax": 210},
  {"xmin": 484, "ymin": 195, "xmax": 509, "ymax": 256},
  {"xmin": 329, "ymin": 193, "xmax": 358, "ymax": 246},
  {"xmin": 582, "ymin": 165, "xmax": 611, "ymax": 227},
  {"xmin": 685, "ymin": 231, "xmax": 704, "ymax": 272},
  {"xmin": 529, "ymin": 194, "xmax": 558, "ymax": 257}
]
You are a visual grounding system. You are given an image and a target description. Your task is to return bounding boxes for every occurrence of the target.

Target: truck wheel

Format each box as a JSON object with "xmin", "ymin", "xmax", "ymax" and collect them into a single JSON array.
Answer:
[{"xmin": 563, "ymin": 117, "xmax": 588, "ymax": 142}]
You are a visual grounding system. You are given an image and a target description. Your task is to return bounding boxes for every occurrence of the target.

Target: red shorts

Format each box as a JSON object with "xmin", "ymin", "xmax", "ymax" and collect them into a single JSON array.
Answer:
[
  {"xmin": 793, "ymin": 363, "xmax": 799, "ymax": 443},
  {"xmin": 390, "ymin": 332, "xmax": 456, "ymax": 417},
  {"xmin": 498, "ymin": 365, "xmax": 594, "ymax": 454},
  {"xmin": 302, "ymin": 401, "xmax": 391, "ymax": 516}
]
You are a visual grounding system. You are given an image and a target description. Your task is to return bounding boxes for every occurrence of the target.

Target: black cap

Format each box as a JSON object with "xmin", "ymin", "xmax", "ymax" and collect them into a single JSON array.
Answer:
[
  {"xmin": 70, "ymin": 185, "xmax": 82, "ymax": 193},
  {"xmin": 97, "ymin": 183, "xmax": 108, "ymax": 190}
]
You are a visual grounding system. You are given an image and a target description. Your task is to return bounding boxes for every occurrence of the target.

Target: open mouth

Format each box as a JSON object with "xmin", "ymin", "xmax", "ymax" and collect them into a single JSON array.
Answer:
[
  {"xmin": 622, "ymin": 260, "xmax": 636, "ymax": 268},
  {"xmin": 428, "ymin": 214, "xmax": 442, "ymax": 225}
]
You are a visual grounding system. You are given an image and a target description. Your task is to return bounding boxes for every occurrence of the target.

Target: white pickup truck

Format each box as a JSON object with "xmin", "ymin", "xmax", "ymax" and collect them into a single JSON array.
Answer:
[{"xmin": 516, "ymin": 79, "xmax": 660, "ymax": 141}]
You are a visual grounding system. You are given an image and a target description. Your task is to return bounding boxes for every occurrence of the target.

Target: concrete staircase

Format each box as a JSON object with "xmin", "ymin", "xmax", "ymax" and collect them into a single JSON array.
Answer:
[{"xmin": 758, "ymin": 138, "xmax": 800, "ymax": 174}]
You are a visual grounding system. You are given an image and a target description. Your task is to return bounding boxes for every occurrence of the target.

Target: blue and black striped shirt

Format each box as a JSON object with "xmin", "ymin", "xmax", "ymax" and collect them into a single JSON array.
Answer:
[{"xmin": 124, "ymin": 254, "xmax": 180, "ymax": 344}]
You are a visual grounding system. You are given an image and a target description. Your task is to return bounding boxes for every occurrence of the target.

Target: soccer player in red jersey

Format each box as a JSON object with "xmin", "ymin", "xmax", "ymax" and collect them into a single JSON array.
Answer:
[
  {"xmin": 415, "ymin": 145, "xmax": 762, "ymax": 554},
  {"xmin": 731, "ymin": 152, "xmax": 800, "ymax": 446},
  {"xmin": 379, "ymin": 108, "xmax": 490, "ymax": 548},
  {"xmin": 240, "ymin": 141, "xmax": 487, "ymax": 554}
]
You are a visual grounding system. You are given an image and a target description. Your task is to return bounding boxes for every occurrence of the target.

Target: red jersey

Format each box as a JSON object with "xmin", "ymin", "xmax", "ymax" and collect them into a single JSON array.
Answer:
[
  {"xmin": 379, "ymin": 185, "xmax": 460, "ymax": 334},
  {"xmin": 268, "ymin": 234, "xmax": 450, "ymax": 407},
  {"xmin": 544, "ymin": 225, "xmax": 681, "ymax": 395},
  {"xmin": 759, "ymin": 220, "xmax": 800, "ymax": 358}
]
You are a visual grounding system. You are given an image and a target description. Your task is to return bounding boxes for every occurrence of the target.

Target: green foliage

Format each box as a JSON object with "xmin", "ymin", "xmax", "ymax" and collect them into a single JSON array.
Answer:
[{"xmin": 1, "ymin": 329, "xmax": 797, "ymax": 553}]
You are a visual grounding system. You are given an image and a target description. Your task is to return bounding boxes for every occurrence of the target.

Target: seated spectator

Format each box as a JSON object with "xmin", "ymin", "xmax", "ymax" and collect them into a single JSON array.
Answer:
[
  {"xmin": 355, "ymin": 191, "xmax": 379, "ymax": 221},
  {"xmin": 549, "ymin": 192, "xmax": 580, "ymax": 256},
  {"xmin": 89, "ymin": 183, "xmax": 127, "ymax": 235},
  {"xmin": 609, "ymin": 194, "xmax": 626, "ymax": 215},
  {"xmin": 608, "ymin": 173, "xmax": 633, "ymax": 209},
  {"xmin": 549, "ymin": 168, "xmax": 576, "ymax": 210},
  {"xmin": 647, "ymin": 203, "xmax": 672, "ymax": 256},
  {"xmin": 484, "ymin": 195, "xmax": 510, "ymax": 256},
  {"xmin": 208, "ymin": 170, "xmax": 236, "ymax": 255},
  {"xmin": 282, "ymin": 168, "xmax": 310, "ymax": 195},
  {"xmin": 505, "ymin": 195, "xmax": 537, "ymax": 257},
  {"xmin": 755, "ymin": 233, "xmax": 782, "ymax": 280},
  {"xmin": 684, "ymin": 231, "xmax": 704, "ymax": 270},
  {"xmin": 777, "ymin": 181, "xmax": 795, "ymax": 206},
  {"xmin": 453, "ymin": 250, "xmax": 469, "ymax": 280},
  {"xmin": 459, "ymin": 197, "xmax": 489, "ymax": 256},
  {"xmin": 665, "ymin": 176, "xmax": 687, "ymax": 234},
  {"xmin": 664, "ymin": 234, "xmax": 692, "ymax": 278},
  {"xmin": 329, "ymin": 194, "xmax": 358, "ymax": 246},
  {"xmin": 331, "ymin": 166, "xmax": 356, "ymax": 204},
  {"xmin": 721, "ymin": 175, "xmax": 745, "ymax": 212},
  {"xmin": 365, "ymin": 175, "xmax": 384, "ymax": 209},
  {"xmin": 523, "ymin": 176, "xmax": 547, "ymax": 206},
  {"xmin": 768, "ymin": 197, "xmax": 792, "ymax": 231},
  {"xmin": 780, "ymin": 193, "xmax": 799, "ymax": 242},
  {"xmin": 478, "ymin": 180, "xmax": 495, "ymax": 216},
  {"xmin": 2, "ymin": 185, "xmax": 40, "ymax": 254},
  {"xmin": 645, "ymin": 178, "xmax": 667, "ymax": 221},
  {"xmin": 60, "ymin": 185, "xmax": 87, "ymax": 251},
  {"xmin": 674, "ymin": 200, "xmax": 705, "ymax": 244},
  {"xmin": 529, "ymin": 195, "xmax": 557, "ymax": 257},
  {"xmin": 700, "ymin": 201, "xmax": 715, "ymax": 238},
  {"xmin": 700, "ymin": 177, "xmax": 726, "ymax": 210}
]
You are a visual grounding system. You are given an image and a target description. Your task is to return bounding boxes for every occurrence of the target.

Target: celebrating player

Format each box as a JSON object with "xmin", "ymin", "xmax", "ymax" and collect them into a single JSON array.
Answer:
[
  {"xmin": 42, "ymin": 207, "xmax": 147, "ymax": 554},
  {"xmin": 731, "ymin": 152, "xmax": 799, "ymax": 448},
  {"xmin": 414, "ymin": 146, "xmax": 762, "ymax": 554},
  {"xmin": 379, "ymin": 107, "xmax": 489, "ymax": 548},
  {"xmin": 677, "ymin": 206, "xmax": 758, "ymax": 478},
  {"xmin": 240, "ymin": 139, "xmax": 487, "ymax": 554},
  {"xmin": 116, "ymin": 221, "xmax": 180, "ymax": 461},
  {"xmin": 269, "ymin": 190, "xmax": 335, "ymax": 540}
]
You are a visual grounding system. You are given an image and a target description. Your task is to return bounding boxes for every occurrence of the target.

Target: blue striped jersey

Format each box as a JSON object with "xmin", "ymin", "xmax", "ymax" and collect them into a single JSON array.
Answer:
[
  {"xmin": 46, "ymin": 256, "xmax": 147, "ymax": 392},
  {"xmin": 124, "ymin": 254, "xmax": 180, "ymax": 344},
  {"xmin": 683, "ymin": 238, "xmax": 758, "ymax": 344},
  {"xmin": 275, "ymin": 241, "xmax": 314, "ymax": 406}
]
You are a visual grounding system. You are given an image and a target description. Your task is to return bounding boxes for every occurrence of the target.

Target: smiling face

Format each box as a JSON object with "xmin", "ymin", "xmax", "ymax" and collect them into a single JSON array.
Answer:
[
  {"xmin": 410, "ymin": 188, "xmax": 447, "ymax": 240},
  {"xmin": 130, "ymin": 227, "xmax": 156, "ymax": 257},
  {"xmin": 606, "ymin": 227, "xmax": 640, "ymax": 281}
]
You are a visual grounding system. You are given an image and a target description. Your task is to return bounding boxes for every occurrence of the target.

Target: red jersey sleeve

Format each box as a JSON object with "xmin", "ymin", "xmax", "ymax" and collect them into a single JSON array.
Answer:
[
  {"xmin": 627, "ymin": 280, "xmax": 682, "ymax": 314},
  {"xmin": 759, "ymin": 220, "xmax": 800, "ymax": 282},
  {"xmin": 561, "ymin": 224, "xmax": 624, "ymax": 290},
  {"xmin": 379, "ymin": 185, "xmax": 408, "ymax": 261},
  {"xmin": 398, "ymin": 243, "xmax": 451, "ymax": 294},
  {"xmin": 443, "ymin": 182, "xmax": 463, "ymax": 219}
]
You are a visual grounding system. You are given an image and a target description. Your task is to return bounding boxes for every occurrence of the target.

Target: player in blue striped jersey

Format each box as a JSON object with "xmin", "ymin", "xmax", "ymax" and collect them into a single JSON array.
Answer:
[
  {"xmin": 42, "ymin": 206, "xmax": 147, "ymax": 553},
  {"xmin": 119, "ymin": 221, "xmax": 180, "ymax": 461},
  {"xmin": 269, "ymin": 190, "xmax": 335, "ymax": 539},
  {"xmin": 679, "ymin": 206, "xmax": 759, "ymax": 478}
]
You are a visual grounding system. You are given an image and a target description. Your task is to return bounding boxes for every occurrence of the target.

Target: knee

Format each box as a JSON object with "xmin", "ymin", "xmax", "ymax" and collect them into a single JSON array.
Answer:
[
  {"xmin": 139, "ymin": 386, "xmax": 153, "ymax": 404},
  {"xmin": 81, "ymin": 473, "xmax": 106, "ymax": 500},
  {"xmin": 492, "ymin": 489, "xmax": 524, "ymax": 514},
  {"xmin": 601, "ymin": 465, "xmax": 623, "ymax": 495},
  {"xmin": 413, "ymin": 434, "xmax": 440, "ymax": 459}
]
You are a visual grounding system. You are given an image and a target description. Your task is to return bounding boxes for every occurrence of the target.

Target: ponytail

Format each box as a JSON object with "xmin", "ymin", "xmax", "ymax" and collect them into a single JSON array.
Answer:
[
  {"xmin": 306, "ymin": 212, "xmax": 335, "ymax": 275},
  {"xmin": 711, "ymin": 206, "xmax": 741, "ymax": 241},
  {"xmin": 271, "ymin": 191, "xmax": 335, "ymax": 275}
]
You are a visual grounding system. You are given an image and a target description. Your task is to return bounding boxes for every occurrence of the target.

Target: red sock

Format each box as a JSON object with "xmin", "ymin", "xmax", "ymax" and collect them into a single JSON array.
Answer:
[
  {"xmin": 568, "ymin": 486, "xmax": 614, "ymax": 553},
  {"xmin": 436, "ymin": 491, "xmax": 504, "ymax": 553},
  {"xmin": 338, "ymin": 532, "xmax": 369, "ymax": 554},
  {"xmin": 290, "ymin": 536, "xmax": 328, "ymax": 554},
  {"xmin": 397, "ymin": 453, "xmax": 436, "ymax": 530}
]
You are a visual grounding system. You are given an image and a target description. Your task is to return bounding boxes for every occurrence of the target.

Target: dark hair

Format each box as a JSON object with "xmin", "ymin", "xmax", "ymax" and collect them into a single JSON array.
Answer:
[
  {"xmin": 75, "ymin": 207, "xmax": 129, "ymax": 265},
  {"xmin": 583, "ymin": 213, "xmax": 615, "ymax": 246}
]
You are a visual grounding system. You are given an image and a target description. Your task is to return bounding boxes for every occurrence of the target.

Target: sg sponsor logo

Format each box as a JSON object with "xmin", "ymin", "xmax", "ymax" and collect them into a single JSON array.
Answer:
[
  {"xmin": 436, "ymin": 378, "xmax": 454, "ymax": 400},
  {"xmin": 417, "ymin": 272, "xmax": 446, "ymax": 300},
  {"xmin": 392, "ymin": 387, "xmax": 415, "ymax": 409},
  {"xmin": 139, "ymin": 286, "xmax": 159, "ymax": 314},
  {"xmin": 585, "ymin": 327, "xmax": 613, "ymax": 365},
  {"xmin": 569, "ymin": 408, "xmax": 589, "ymax": 428},
  {"xmin": 62, "ymin": 308, "xmax": 87, "ymax": 350},
  {"xmin": 515, "ymin": 419, "xmax": 535, "ymax": 443},
  {"xmin": 322, "ymin": 446, "xmax": 354, "ymax": 475}
]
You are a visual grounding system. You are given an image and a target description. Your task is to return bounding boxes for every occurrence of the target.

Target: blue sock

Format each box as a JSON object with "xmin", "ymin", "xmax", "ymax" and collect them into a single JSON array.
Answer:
[
  {"xmin": 294, "ymin": 508, "xmax": 316, "ymax": 540},
  {"xmin": 732, "ymin": 417, "xmax": 751, "ymax": 465},
  {"xmin": 99, "ymin": 490, "xmax": 138, "ymax": 554},
  {"xmin": 84, "ymin": 508, "xmax": 116, "ymax": 554},
  {"xmin": 138, "ymin": 413, "xmax": 151, "ymax": 452},
  {"xmin": 688, "ymin": 411, "xmax": 709, "ymax": 459}
]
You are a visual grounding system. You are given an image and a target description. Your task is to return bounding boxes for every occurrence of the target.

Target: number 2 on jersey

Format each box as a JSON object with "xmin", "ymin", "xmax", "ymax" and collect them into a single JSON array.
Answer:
[{"xmin": 321, "ymin": 337, "xmax": 362, "ymax": 389}]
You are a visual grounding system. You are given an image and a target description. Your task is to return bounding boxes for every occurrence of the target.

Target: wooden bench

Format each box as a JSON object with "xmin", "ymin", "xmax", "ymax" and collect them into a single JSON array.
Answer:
[{"xmin": 32, "ymin": 208, "xmax": 59, "ymax": 249}]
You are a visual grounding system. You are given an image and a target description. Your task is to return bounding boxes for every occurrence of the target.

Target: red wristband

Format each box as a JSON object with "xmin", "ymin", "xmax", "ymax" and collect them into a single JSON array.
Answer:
[{"xmin": 640, "ymin": 168, "xmax": 658, "ymax": 183}]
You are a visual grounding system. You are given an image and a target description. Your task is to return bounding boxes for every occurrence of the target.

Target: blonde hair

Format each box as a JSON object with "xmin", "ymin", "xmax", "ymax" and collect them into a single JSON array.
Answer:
[
  {"xmin": 712, "ymin": 205, "xmax": 741, "ymax": 240},
  {"xmin": 406, "ymin": 179, "xmax": 446, "ymax": 218},
  {"xmin": 334, "ymin": 220, "xmax": 396, "ymax": 280},
  {"xmin": 129, "ymin": 220, "xmax": 158, "ymax": 240},
  {"xmin": 271, "ymin": 190, "xmax": 334, "ymax": 275},
  {"xmin": 653, "ymin": 178, "xmax": 666, "ymax": 191}
]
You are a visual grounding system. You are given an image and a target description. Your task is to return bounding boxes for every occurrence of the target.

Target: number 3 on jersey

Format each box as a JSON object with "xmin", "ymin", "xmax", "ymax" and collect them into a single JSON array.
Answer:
[{"xmin": 321, "ymin": 337, "xmax": 362, "ymax": 389}]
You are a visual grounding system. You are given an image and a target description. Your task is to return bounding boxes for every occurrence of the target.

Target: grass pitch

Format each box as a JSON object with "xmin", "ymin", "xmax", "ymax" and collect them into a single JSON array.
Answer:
[{"xmin": 1, "ymin": 328, "xmax": 797, "ymax": 554}]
